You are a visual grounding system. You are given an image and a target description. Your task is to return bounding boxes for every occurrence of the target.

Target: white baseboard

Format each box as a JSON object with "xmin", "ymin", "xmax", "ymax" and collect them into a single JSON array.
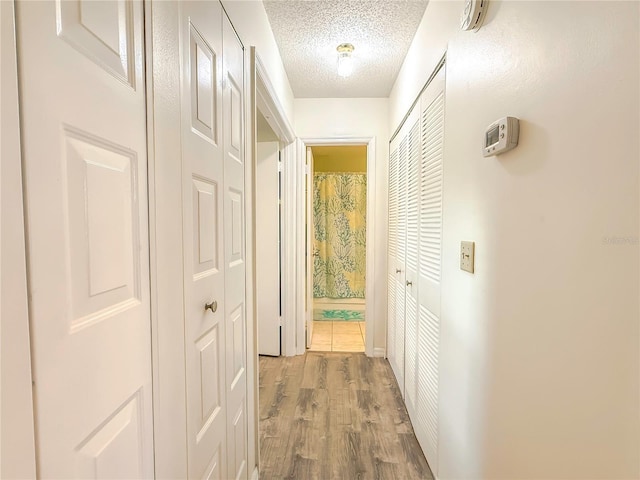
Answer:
[{"xmin": 373, "ymin": 347, "xmax": 386, "ymax": 358}]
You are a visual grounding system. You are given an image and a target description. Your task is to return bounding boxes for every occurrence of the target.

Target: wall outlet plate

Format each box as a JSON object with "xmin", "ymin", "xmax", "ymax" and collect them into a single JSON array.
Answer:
[{"xmin": 460, "ymin": 241, "xmax": 475, "ymax": 273}]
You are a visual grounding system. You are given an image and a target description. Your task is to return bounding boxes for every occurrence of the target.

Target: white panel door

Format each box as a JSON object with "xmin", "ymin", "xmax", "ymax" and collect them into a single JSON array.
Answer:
[
  {"xmin": 16, "ymin": 1, "xmax": 154, "ymax": 477},
  {"xmin": 179, "ymin": 2, "xmax": 227, "ymax": 479},
  {"xmin": 415, "ymin": 66, "xmax": 446, "ymax": 476},
  {"xmin": 223, "ymin": 15, "xmax": 248, "ymax": 480},
  {"xmin": 256, "ymin": 141, "xmax": 281, "ymax": 356}
]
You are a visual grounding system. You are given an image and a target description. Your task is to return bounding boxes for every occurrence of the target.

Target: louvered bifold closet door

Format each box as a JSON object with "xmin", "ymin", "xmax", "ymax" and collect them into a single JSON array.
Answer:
[
  {"xmin": 387, "ymin": 139, "xmax": 399, "ymax": 376},
  {"xmin": 390, "ymin": 133, "xmax": 408, "ymax": 391},
  {"xmin": 415, "ymin": 66, "xmax": 446, "ymax": 476},
  {"xmin": 404, "ymin": 108, "xmax": 421, "ymax": 415}
]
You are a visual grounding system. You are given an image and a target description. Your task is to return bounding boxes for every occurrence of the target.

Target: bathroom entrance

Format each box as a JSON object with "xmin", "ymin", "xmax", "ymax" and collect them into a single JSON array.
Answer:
[{"xmin": 306, "ymin": 145, "xmax": 367, "ymax": 352}]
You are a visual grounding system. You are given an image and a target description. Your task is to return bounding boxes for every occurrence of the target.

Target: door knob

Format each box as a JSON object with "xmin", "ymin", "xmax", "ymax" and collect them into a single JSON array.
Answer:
[
  {"xmin": 205, "ymin": 301, "xmax": 218, "ymax": 313},
  {"xmin": 396, "ymin": 268, "xmax": 402, "ymax": 273},
  {"xmin": 406, "ymin": 281, "xmax": 413, "ymax": 286}
]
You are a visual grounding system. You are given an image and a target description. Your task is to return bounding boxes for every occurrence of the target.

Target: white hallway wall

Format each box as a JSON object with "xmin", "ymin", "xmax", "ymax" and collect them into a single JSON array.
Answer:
[
  {"xmin": 390, "ymin": 0, "xmax": 639, "ymax": 478},
  {"xmin": 295, "ymin": 98, "xmax": 389, "ymax": 355}
]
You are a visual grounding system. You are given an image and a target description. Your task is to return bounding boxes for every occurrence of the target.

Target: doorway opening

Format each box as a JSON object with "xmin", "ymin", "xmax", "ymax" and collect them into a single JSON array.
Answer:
[
  {"xmin": 306, "ymin": 145, "xmax": 368, "ymax": 352},
  {"xmin": 255, "ymin": 110, "xmax": 283, "ymax": 356}
]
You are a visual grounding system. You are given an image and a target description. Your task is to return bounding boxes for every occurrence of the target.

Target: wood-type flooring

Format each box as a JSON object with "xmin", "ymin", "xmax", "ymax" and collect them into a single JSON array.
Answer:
[{"xmin": 258, "ymin": 352, "xmax": 433, "ymax": 480}]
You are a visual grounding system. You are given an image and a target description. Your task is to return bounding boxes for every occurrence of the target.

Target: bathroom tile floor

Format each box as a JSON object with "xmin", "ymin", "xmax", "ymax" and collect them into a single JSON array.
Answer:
[{"xmin": 308, "ymin": 320, "xmax": 365, "ymax": 352}]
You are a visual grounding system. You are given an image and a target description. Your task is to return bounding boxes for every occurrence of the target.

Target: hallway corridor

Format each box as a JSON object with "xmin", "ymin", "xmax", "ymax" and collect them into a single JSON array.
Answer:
[{"xmin": 258, "ymin": 353, "xmax": 433, "ymax": 479}]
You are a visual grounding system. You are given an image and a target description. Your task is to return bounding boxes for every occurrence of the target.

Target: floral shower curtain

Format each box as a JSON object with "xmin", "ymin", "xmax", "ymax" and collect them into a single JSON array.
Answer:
[{"xmin": 313, "ymin": 173, "xmax": 366, "ymax": 298}]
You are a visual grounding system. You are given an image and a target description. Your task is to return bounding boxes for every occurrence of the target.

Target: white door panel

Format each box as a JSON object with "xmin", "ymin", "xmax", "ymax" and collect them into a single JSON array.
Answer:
[
  {"xmin": 404, "ymin": 108, "xmax": 421, "ymax": 413},
  {"xmin": 56, "ymin": 0, "xmax": 135, "ymax": 87},
  {"xmin": 415, "ymin": 67, "xmax": 446, "ymax": 476},
  {"xmin": 386, "ymin": 267, "xmax": 396, "ymax": 361},
  {"xmin": 394, "ymin": 133, "xmax": 409, "ymax": 392},
  {"xmin": 180, "ymin": 2, "xmax": 227, "ymax": 478},
  {"xmin": 16, "ymin": 1, "xmax": 153, "ymax": 477},
  {"xmin": 387, "ymin": 142, "xmax": 399, "ymax": 370},
  {"xmin": 418, "ymin": 279, "xmax": 441, "ymax": 318},
  {"xmin": 387, "ymin": 136, "xmax": 404, "ymax": 390}
]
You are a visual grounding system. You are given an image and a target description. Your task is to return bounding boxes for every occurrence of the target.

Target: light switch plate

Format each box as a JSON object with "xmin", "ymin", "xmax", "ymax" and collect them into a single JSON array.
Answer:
[{"xmin": 460, "ymin": 241, "xmax": 475, "ymax": 273}]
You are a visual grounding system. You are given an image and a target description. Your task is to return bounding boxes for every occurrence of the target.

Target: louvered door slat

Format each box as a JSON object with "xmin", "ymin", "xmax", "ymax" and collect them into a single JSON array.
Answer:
[
  {"xmin": 393, "ymin": 274, "xmax": 405, "ymax": 388},
  {"xmin": 388, "ymin": 147, "xmax": 399, "ymax": 257},
  {"xmin": 419, "ymin": 91, "xmax": 445, "ymax": 283},
  {"xmin": 405, "ymin": 293, "xmax": 418, "ymax": 407},
  {"xmin": 417, "ymin": 305, "xmax": 440, "ymax": 468},
  {"xmin": 387, "ymin": 138, "xmax": 404, "ymax": 390},
  {"xmin": 397, "ymin": 136, "xmax": 408, "ymax": 262},
  {"xmin": 387, "ymin": 271, "xmax": 396, "ymax": 362},
  {"xmin": 404, "ymin": 112, "xmax": 421, "ymax": 414},
  {"xmin": 406, "ymin": 120, "xmax": 420, "ymax": 273}
]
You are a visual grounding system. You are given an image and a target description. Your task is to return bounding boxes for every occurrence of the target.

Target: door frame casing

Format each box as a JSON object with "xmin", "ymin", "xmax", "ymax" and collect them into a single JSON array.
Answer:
[
  {"xmin": 297, "ymin": 137, "xmax": 377, "ymax": 357},
  {"xmin": 1, "ymin": 1, "xmax": 38, "ymax": 476},
  {"xmin": 252, "ymin": 52, "xmax": 296, "ymax": 359},
  {"xmin": 246, "ymin": 46, "xmax": 295, "ymax": 477},
  {"xmin": 145, "ymin": 1, "xmax": 190, "ymax": 477},
  {"xmin": 280, "ymin": 141, "xmax": 298, "ymax": 356}
]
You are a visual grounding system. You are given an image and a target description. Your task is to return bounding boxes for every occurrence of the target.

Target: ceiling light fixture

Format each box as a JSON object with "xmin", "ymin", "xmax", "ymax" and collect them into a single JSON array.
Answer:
[{"xmin": 336, "ymin": 43, "xmax": 354, "ymax": 77}]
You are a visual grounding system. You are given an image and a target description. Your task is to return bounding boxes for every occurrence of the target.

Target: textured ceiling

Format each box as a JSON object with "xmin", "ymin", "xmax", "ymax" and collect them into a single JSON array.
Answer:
[{"xmin": 263, "ymin": 0, "xmax": 428, "ymax": 98}]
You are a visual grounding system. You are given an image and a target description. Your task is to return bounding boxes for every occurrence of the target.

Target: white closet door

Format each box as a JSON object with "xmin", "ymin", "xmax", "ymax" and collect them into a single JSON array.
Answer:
[
  {"xmin": 404, "ymin": 108, "xmax": 421, "ymax": 414},
  {"xmin": 391, "ymin": 133, "xmax": 408, "ymax": 392},
  {"xmin": 180, "ymin": 2, "xmax": 227, "ymax": 478},
  {"xmin": 222, "ymin": 15, "xmax": 249, "ymax": 480},
  {"xmin": 387, "ymin": 140, "xmax": 399, "ymax": 378},
  {"xmin": 416, "ymin": 66, "xmax": 446, "ymax": 476},
  {"xmin": 16, "ymin": 1, "xmax": 154, "ymax": 477}
]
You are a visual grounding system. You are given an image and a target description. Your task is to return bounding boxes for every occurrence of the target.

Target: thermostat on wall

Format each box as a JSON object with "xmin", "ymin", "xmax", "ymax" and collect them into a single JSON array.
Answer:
[{"xmin": 483, "ymin": 116, "xmax": 519, "ymax": 157}]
